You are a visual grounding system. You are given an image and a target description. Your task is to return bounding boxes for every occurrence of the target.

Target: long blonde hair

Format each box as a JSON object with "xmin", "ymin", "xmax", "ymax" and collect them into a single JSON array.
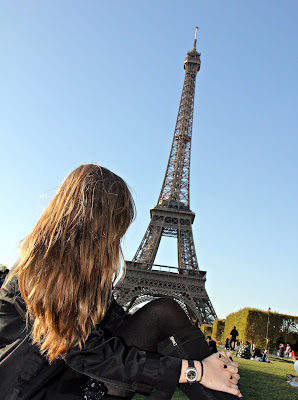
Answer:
[{"xmin": 11, "ymin": 164, "xmax": 135, "ymax": 361}]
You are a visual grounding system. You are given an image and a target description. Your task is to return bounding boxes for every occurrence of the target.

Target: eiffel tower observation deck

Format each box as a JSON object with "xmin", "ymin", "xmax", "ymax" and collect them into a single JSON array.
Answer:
[{"xmin": 114, "ymin": 28, "xmax": 217, "ymax": 325}]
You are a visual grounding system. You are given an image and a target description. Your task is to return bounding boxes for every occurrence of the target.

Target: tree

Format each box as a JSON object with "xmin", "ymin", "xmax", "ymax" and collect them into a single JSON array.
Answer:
[{"xmin": 0, "ymin": 264, "xmax": 8, "ymax": 272}]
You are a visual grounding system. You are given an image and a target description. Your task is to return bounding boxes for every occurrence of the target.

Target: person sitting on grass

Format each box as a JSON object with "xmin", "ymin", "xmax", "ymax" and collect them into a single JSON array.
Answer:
[
  {"xmin": 206, "ymin": 336, "xmax": 218, "ymax": 354},
  {"xmin": 261, "ymin": 350, "xmax": 270, "ymax": 363},
  {"xmin": 252, "ymin": 348, "xmax": 262, "ymax": 358},
  {"xmin": 236, "ymin": 341, "xmax": 251, "ymax": 360},
  {"xmin": 0, "ymin": 164, "xmax": 242, "ymax": 400},
  {"xmin": 251, "ymin": 349, "xmax": 270, "ymax": 363}
]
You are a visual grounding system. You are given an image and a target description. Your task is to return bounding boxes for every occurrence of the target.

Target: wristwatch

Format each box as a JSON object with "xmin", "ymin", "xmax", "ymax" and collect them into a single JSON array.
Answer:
[{"xmin": 185, "ymin": 360, "xmax": 198, "ymax": 383}]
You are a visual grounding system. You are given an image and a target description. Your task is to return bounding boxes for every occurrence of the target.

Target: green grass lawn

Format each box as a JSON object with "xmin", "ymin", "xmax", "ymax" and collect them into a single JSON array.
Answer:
[
  {"xmin": 235, "ymin": 356, "xmax": 297, "ymax": 400},
  {"xmin": 132, "ymin": 355, "xmax": 297, "ymax": 400}
]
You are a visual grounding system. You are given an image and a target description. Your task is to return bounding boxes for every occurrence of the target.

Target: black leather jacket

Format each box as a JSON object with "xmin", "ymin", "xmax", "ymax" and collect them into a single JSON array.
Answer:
[{"xmin": 0, "ymin": 275, "xmax": 181, "ymax": 400}]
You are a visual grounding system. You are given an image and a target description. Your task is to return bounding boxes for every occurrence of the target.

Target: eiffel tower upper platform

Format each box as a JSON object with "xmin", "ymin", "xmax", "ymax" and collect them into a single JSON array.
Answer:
[{"xmin": 114, "ymin": 28, "xmax": 217, "ymax": 325}]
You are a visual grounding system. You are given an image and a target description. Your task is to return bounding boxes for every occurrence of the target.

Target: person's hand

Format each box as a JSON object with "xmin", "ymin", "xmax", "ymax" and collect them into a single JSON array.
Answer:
[{"xmin": 199, "ymin": 351, "xmax": 242, "ymax": 398}]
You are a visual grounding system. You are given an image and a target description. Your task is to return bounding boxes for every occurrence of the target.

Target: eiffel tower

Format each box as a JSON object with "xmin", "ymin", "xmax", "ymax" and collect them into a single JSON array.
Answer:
[{"xmin": 114, "ymin": 28, "xmax": 217, "ymax": 325}]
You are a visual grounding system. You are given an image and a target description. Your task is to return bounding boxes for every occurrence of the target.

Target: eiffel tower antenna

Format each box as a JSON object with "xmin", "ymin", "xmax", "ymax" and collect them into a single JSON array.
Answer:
[
  {"xmin": 114, "ymin": 28, "xmax": 217, "ymax": 324},
  {"xmin": 193, "ymin": 26, "xmax": 198, "ymax": 49}
]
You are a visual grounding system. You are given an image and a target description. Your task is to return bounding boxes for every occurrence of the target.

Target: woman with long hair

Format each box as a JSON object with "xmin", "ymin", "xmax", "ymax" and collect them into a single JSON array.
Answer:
[{"xmin": 0, "ymin": 164, "xmax": 242, "ymax": 400}]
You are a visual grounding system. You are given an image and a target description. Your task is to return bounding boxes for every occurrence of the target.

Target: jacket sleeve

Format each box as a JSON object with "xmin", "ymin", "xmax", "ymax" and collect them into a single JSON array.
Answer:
[
  {"xmin": 65, "ymin": 327, "xmax": 182, "ymax": 400},
  {"xmin": 0, "ymin": 274, "xmax": 28, "ymax": 348}
]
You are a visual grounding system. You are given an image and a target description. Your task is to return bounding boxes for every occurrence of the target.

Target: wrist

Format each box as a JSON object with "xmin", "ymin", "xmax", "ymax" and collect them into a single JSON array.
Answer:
[{"xmin": 179, "ymin": 360, "xmax": 203, "ymax": 384}]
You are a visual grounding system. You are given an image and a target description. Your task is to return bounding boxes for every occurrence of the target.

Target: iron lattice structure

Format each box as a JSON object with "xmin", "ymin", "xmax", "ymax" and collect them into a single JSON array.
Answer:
[{"xmin": 114, "ymin": 29, "xmax": 217, "ymax": 324}]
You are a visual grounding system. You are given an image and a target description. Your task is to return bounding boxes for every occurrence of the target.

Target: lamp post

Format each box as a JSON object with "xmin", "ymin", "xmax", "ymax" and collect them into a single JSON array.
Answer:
[{"xmin": 265, "ymin": 307, "xmax": 271, "ymax": 350}]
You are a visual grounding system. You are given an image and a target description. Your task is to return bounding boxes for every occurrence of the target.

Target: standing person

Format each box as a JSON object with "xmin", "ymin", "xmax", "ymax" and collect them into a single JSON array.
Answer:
[
  {"xmin": 0, "ymin": 164, "xmax": 242, "ymax": 400},
  {"xmin": 279, "ymin": 343, "xmax": 285, "ymax": 358},
  {"xmin": 225, "ymin": 338, "xmax": 230, "ymax": 350},
  {"xmin": 229, "ymin": 327, "xmax": 239, "ymax": 351},
  {"xmin": 206, "ymin": 336, "xmax": 218, "ymax": 354},
  {"xmin": 285, "ymin": 343, "xmax": 292, "ymax": 358}
]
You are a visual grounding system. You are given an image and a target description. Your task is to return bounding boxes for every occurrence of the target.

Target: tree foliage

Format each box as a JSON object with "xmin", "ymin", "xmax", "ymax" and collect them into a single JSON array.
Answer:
[{"xmin": 0, "ymin": 264, "xmax": 8, "ymax": 272}]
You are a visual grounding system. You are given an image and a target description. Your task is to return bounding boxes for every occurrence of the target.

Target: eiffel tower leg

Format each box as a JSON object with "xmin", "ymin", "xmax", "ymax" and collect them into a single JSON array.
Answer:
[
  {"xmin": 178, "ymin": 226, "xmax": 199, "ymax": 271},
  {"xmin": 178, "ymin": 227, "xmax": 217, "ymax": 323},
  {"xmin": 132, "ymin": 221, "xmax": 163, "ymax": 265}
]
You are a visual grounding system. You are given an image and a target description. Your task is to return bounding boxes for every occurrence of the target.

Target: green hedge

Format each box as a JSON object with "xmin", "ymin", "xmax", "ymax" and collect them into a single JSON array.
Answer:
[
  {"xmin": 224, "ymin": 308, "xmax": 298, "ymax": 350},
  {"xmin": 208, "ymin": 309, "xmax": 298, "ymax": 350},
  {"xmin": 212, "ymin": 319, "xmax": 225, "ymax": 342},
  {"xmin": 200, "ymin": 324, "xmax": 212, "ymax": 337},
  {"xmin": 224, "ymin": 308, "xmax": 249, "ymax": 345}
]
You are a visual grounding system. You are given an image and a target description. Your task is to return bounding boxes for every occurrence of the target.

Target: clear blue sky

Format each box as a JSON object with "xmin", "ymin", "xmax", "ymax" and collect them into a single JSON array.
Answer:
[{"xmin": 1, "ymin": 1, "xmax": 297, "ymax": 319}]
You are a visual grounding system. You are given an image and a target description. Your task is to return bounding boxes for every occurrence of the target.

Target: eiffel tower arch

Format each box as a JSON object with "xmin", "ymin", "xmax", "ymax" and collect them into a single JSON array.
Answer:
[{"xmin": 114, "ymin": 28, "xmax": 217, "ymax": 325}]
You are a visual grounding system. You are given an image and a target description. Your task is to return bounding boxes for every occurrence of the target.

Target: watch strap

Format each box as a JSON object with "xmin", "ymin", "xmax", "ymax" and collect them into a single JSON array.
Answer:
[{"xmin": 198, "ymin": 360, "xmax": 204, "ymax": 382}]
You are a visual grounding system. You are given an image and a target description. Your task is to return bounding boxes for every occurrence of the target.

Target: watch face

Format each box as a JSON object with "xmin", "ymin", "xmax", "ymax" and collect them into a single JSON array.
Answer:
[{"xmin": 186, "ymin": 367, "xmax": 198, "ymax": 382}]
